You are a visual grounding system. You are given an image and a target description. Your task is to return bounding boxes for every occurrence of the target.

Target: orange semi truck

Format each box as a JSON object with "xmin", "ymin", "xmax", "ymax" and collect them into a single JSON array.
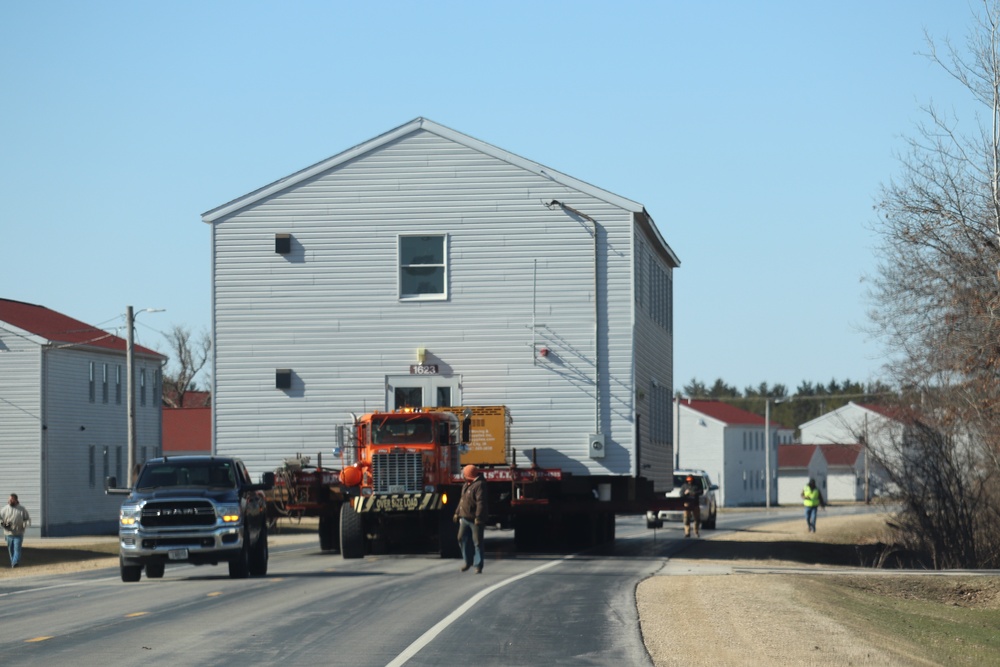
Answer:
[{"xmin": 267, "ymin": 406, "xmax": 672, "ymax": 558}]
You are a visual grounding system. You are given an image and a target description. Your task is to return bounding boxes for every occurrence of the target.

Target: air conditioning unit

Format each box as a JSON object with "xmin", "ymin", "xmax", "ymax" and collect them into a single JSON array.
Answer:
[{"xmin": 588, "ymin": 434, "xmax": 605, "ymax": 459}]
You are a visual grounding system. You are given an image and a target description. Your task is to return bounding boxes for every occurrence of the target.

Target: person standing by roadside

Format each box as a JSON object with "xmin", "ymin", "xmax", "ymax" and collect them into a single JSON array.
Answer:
[
  {"xmin": 454, "ymin": 464, "xmax": 488, "ymax": 573},
  {"xmin": 680, "ymin": 474, "xmax": 703, "ymax": 538},
  {"xmin": 1, "ymin": 493, "xmax": 31, "ymax": 568},
  {"xmin": 801, "ymin": 479, "xmax": 825, "ymax": 533}
]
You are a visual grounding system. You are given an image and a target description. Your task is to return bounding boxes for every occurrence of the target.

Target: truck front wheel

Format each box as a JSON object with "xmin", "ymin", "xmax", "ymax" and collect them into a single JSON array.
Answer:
[
  {"xmin": 229, "ymin": 533, "xmax": 251, "ymax": 578},
  {"xmin": 120, "ymin": 556, "xmax": 142, "ymax": 583},
  {"xmin": 340, "ymin": 502, "xmax": 365, "ymax": 559},
  {"xmin": 248, "ymin": 525, "xmax": 268, "ymax": 576}
]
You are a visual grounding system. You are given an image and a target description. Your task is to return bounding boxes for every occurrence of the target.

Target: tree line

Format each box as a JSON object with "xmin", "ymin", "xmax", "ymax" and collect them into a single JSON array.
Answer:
[{"xmin": 679, "ymin": 377, "xmax": 893, "ymax": 431}]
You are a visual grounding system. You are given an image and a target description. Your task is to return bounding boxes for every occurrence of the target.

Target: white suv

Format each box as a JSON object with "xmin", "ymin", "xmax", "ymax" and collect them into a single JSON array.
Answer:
[{"xmin": 646, "ymin": 469, "xmax": 718, "ymax": 530}]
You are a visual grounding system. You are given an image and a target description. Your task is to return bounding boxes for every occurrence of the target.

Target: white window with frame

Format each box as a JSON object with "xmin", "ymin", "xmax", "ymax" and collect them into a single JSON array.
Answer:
[{"xmin": 399, "ymin": 234, "xmax": 447, "ymax": 300}]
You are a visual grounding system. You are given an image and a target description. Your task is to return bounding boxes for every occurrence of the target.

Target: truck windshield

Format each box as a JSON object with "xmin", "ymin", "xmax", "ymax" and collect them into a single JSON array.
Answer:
[
  {"xmin": 372, "ymin": 417, "xmax": 433, "ymax": 444},
  {"xmin": 137, "ymin": 462, "xmax": 236, "ymax": 489}
]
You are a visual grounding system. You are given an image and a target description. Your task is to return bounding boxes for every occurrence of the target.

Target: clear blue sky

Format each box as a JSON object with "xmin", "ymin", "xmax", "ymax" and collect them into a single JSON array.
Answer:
[{"xmin": 0, "ymin": 1, "xmax": 981, "ymax": 392}]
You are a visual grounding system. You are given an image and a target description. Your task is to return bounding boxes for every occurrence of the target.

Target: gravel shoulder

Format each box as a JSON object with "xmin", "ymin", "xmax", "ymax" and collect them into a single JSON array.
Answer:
[{"xmin": 637, "ymin": 512, "xmax": 943, "ymax": 667}]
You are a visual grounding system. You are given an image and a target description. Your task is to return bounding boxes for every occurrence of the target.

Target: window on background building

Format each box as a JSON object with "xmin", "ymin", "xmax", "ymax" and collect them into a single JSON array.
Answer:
[
  {"xmin": 140, "ymin": 369, "xmax": 146, "ymax": 406},
  {"xmin": 103, "ymin": 446, "xmax": 109, "ymax": 481},
  {"xmin": 399, "ymin": 235, "xmax": 447, "ymax": 299},
  {"xmin": 89, "ymin": 362, "xmax": 95, "ymax": 402},
  {"xmin": 116, "ymin": 365, "xmax": 122, "ymax": 404},
  {"xmin": 116, "ymin": 446, "xmax": 122, "ymax": 483},
  {"xmin": 102, "ymin": 364, "xmax": 109, "ymax": 403},
  {"xmin": 88, "ymin": 445, "xmax": 95, "ymax": 487}
]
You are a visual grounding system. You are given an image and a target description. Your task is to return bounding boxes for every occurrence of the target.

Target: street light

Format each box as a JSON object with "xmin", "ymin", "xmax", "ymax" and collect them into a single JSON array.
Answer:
[{"xmin": 126, "ymin": 305, "xmax": 164, "ymax": 486}]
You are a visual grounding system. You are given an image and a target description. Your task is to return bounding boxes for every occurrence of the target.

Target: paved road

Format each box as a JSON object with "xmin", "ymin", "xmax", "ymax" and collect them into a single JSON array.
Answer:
[{"xmin": 0, "ymin": 517, "xmax": 690, "ymax": 667}]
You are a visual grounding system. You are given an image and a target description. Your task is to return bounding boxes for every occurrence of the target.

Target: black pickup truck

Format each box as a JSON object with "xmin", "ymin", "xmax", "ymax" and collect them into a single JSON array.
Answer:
[{"xmin": 106, "ymin": 456, "xmax": 274, "ymax": 582}]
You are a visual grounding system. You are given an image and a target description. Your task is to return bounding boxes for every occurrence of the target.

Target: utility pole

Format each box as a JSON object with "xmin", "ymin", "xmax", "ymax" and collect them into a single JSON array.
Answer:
[
  {"xmin": 126, "ymin": 306, "xmax": 136, "ymax": 487},
  {"xmin": 126, "ymin": 306, "xmax": 164, "ymax": 487}
]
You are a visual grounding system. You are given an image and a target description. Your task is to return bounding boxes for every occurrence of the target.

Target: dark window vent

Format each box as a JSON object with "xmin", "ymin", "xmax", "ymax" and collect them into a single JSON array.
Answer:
[
  {"xmin": 276, "ymin": 369, "xmax": 292, "ymax": 389},
  {"xmin": 275, "ymin": 234, "xmax": 291, "ymax": 254}
]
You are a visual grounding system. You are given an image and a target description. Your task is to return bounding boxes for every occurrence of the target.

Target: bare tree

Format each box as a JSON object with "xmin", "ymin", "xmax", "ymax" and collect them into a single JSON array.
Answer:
[
  {"xmin": 160, "ymin": 325, "xmax": 211, "ymax": 408},
  {"xmin": 868, "ymin": 0, "xmax": 1000, "ymax": 568}
]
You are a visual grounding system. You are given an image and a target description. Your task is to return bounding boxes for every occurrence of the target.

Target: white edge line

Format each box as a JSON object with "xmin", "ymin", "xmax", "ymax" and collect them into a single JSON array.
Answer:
[{"xmin": 385, "ymin": 557, "xmax": 568, "ymax": 667}]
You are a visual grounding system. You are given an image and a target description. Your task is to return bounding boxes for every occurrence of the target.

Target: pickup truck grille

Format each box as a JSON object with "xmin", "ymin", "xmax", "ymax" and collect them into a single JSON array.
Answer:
[
  {"xmin": 372, "ymin": 451, "xmax": 422, "ymax": 494},
  {"xmin": 140, "ymin": 500, "xmax": 216, "ymax": 528}
]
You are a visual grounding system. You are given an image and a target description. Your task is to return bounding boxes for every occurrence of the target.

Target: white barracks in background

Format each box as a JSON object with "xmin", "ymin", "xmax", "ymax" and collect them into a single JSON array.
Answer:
[
  {"xmin": 202, "ymin": 118, "xmax": 680, "ymax": 490},
  {"xmin": 0, "ymin": 299, "xmax": 166, "ymax": 536},
  {"xmin": 674, "ymin": 398, "xmax": 794, "ymax": 507}
]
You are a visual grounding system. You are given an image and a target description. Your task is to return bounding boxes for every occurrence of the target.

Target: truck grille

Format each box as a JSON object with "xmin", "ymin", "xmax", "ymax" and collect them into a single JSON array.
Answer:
[
  {"xmin": 372, "ymin": 451, "xmax": 422, "ymax": 494},
  {"xmin": 140, "ymin": 500, "xmax": 216, "ymax": 528}
]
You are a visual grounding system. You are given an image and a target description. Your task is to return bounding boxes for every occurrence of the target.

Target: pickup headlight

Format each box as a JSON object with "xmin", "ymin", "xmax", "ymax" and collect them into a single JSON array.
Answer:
[
  {"xmin": 120, "ymin": 505, "xmax": 141, "ymax": 527},
  {"xmin": 218, "ymin": 505, "xmax": 241, "ymax": 523}
]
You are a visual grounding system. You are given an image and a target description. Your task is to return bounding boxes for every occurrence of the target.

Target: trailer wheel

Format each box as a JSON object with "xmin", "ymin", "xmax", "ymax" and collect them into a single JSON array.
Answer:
[
  {"xmin": 340, "ymin": 502, "xmax": 365, "ymax": 559},
  {"xmin": 319, "ymin": 512, "xmax": 340, "ymax": 552},
  {"xmin": 120, "ymin": 557, "xmax": 142, "ymax": 583},
  {"xmin": 145, "ymin": 562, "xmax": 165, "ymax": 579},
  {"xmin": 438, "ymin": 511, "xmax": 461, "ymax": 559}
]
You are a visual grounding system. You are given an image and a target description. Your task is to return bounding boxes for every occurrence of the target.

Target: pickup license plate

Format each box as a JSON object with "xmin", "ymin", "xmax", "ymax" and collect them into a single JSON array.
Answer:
[{"xmin": 168, "ymin": 548, "xmax": 189, "ymax": 561}]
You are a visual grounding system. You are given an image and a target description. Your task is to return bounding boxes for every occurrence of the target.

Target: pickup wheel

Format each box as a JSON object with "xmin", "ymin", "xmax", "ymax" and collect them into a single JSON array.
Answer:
[
  {"xmin": 145, "ymin": 562, "xmax": 165, "ymax": 579},
  {"xmin": 339, "ymin": 501, "xmax": 364, "ymax": 559},
  {"xmin": 248, "ymin": 525, "xmax": 269, "ymax": 577},
  {"xmin": 702, "ymin": 511, "xmax": 717, "ymax": 530},
  {"xmin": 120, "ymin": 557, "xmax": 142, "ymax": 583},
  {"xmin": 228, "ymin": 533, "xmax": 251, "ymax": 578}
]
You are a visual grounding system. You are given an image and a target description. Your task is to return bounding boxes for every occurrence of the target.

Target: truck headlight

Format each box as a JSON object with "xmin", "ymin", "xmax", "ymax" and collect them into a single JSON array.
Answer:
[
  {"xmin": 218, "ymin": 505, "xmax": 241, "ymax": 523},
  {"xmin": 120, "ymin": 505, "xmax": 141, "ymax": 527}
]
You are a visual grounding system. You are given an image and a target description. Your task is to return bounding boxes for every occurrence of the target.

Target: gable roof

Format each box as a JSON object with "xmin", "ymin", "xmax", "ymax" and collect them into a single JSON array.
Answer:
[
  {"xmin": 679, "ymin": 399, "xmax": 767, "ymax": 426},
  {"xmin": 0, "ymin": 299, "xmax": 164, "ymax": 359},
  {"xmin": 778, "ymin": 444, "xmax": 819, "ymax": 468},
  {"xmin": 200, "ymin": 117, "xmax": 679, "ymax": 267},
  {"xmin": 819, "ymin": 443, "xmax": 862, "ymax": 467}
]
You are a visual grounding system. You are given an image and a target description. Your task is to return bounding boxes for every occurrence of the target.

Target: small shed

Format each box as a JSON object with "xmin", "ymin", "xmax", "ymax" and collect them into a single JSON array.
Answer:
[{"xmin": 819, "ymin": 443, "xmax": 864, "ymax": 502}]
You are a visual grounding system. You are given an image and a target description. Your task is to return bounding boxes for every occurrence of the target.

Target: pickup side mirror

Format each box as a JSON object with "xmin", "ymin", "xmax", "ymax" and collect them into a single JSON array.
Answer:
[
  {"xmin": 104, "ymin": 476, "xmax": 131, "ymax": 496},
  {"xmin": 461, "ymin": 409, "xmax": 472, "ymax": 445},
  {"xmin": 261, "ymin": 471, "xmax": 275, "ymax": 491}
]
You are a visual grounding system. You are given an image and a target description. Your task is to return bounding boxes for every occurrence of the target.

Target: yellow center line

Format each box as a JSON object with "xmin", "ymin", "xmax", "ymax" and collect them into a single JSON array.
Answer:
[
  {"xmin": 26, "ymin": 637, "xmax": 52, "ymax": 643},
  {"xmin": 207, "ymin": 592, "xmax": 223, "ymax": 597},
  {"xmin": 125, "ymin": 612, "xmax": 148, "ymax": 618}
]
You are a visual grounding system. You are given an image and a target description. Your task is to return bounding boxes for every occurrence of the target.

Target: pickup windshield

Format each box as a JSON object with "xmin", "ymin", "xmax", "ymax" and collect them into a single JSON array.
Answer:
[{"xmin": 137, "ymin": 461, "xmax": 237, "ymax": 489}]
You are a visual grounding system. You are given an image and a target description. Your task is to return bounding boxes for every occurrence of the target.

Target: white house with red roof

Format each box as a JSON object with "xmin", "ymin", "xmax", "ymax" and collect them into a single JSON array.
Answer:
[
  {"xmin": 0, "ymin": 298, "xmax": 166, "ymax": 536},
  {"xmin": 777, "ymin": 444, "xmax": 826, "ymax": 505},
  {"xmin": 676, "ymin": 399, "xmax": 794, "ymax": 507},
  {"xmin": 798, "ymin": 401, "xmax": 895, "ymax": 500}
]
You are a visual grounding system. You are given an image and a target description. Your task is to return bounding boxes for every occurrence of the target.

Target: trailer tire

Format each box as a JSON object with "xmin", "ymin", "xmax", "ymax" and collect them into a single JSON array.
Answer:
[
  {"xmin": 120, "ymin": 557, "xmax": 142, "ymax": 583},
  {"xmin": 340, "ymin": 501, "xmax": 365, "ymax": 559},
  {"xmin": 145, "ymin": 562, "xmax": 165, "ymax": 579},
  {"xmin": 438, "ymin": 512, "xmax": 462, "ymax": 559},
  {"xmin": 319, "ymin": 512, "xmax": 340, "ymax": 552}
]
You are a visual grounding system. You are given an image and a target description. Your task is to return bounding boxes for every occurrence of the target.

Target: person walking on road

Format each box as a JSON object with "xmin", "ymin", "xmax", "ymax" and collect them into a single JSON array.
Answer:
[
  {"xmin": 1, "ymin": 493, "xmax": 31, "ymax": 568},
  {"xmin": 801, "ymin": 479, "xmax": 825, "ymax": 532},
  {"xmin": 454, "ymin": 464, "xmax": 488, "ymax": 573},
  {"xmin": 680, "ymin": 474, "xmax": 703, "ymax": 538}
]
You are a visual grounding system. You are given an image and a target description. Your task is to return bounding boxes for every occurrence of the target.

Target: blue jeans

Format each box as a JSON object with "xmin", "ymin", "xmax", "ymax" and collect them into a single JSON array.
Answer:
[
  {"xmin": 457, "ymin": 518, "xmax": 484, "ymax": 570},
  {"xmin": 6, "ymin": 534, "xmax": 23, "ymax": 566},
  {"xmin": 805, "ymin": 506, "xmax": 818, "ymax": 532}
]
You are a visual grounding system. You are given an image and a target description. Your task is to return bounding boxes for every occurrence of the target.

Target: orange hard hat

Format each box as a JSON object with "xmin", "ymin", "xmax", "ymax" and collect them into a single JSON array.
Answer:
[
  {"xmin": 463, "ymin": 464, "xmax": 478, "ymax": 481},
  {"xmin": 686, "ymin": 475, "xmax": 694, "ymax": 481}
]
